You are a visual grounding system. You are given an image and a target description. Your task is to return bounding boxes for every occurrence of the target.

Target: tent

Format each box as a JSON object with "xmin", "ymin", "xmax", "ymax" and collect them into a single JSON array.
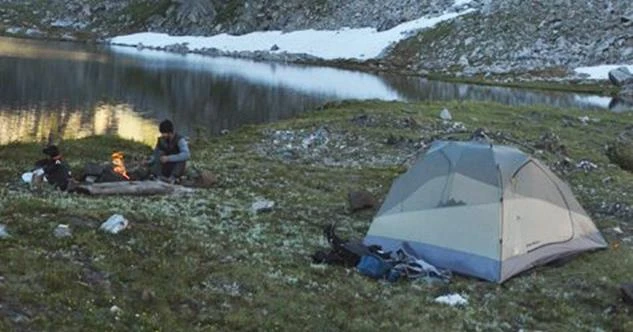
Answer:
[{"xmin": 364, "ymin": 140, "xmax": 607, "ymax": 283}]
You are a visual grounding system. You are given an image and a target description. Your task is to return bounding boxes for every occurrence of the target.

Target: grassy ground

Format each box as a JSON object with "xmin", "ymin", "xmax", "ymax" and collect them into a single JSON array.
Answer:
[{"xmin": 1, "ymin": 100, "xmax": 633, "ymax": 330}]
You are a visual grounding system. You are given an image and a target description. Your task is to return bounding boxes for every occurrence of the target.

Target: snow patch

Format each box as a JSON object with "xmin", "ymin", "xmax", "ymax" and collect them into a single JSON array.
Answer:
[
  {"xmin": 573, "ymin": 95, "xmax": 612, "ymax": 109},
  {"xmin": 110, "ymin": 8, "xmax": 476, "ymax": 61},
  {"xmin": 574, "ymin": 65, "xmax": 633, "ymax": 80}
]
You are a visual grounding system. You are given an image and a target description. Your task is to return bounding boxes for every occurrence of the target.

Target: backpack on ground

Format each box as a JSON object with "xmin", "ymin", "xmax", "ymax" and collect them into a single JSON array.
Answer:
[{"xmin": 311, "ymin": 224, "xmax": 377, "ymax": 267}]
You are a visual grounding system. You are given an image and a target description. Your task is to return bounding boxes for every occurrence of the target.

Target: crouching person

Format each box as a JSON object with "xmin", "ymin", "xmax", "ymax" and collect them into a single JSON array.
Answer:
[
  {"xmin": 34, "ymin": 145, "xmax": 72, "ymax": 191},
  {"xmin": 146, "ymin": 120, "xmax": 190, "ymax": 183}
]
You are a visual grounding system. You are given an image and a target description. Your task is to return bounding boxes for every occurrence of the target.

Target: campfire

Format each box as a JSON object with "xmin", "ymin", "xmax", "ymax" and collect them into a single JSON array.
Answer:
[{"xmin": 111, "ymin": 152, "xmax": 130, "ymax": 180}]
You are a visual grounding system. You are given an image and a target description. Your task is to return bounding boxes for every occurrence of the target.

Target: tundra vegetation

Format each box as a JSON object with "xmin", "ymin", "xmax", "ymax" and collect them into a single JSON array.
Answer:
[{"xmin": 1, "ymin": 100, "xmax": 633, "ymax": 330}]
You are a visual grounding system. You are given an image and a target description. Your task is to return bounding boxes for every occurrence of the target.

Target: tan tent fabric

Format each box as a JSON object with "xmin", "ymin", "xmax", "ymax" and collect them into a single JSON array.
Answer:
[{"xmin": 364, "ymin": 140, "xmax": 607, "ymax": 283}]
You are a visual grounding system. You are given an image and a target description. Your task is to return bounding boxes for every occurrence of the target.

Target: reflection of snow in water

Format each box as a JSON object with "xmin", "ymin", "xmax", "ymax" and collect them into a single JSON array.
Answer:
[
  {"xmin": 111, "ymin": 46, "xmax": 402, "ymax": 101},
  {"xmin": 573, "ymin": 95, "xmax": 612, "ymax": 109},
  {"xmin": 574, "ymin": 65, "xmax": 633, "ymax": 80}
]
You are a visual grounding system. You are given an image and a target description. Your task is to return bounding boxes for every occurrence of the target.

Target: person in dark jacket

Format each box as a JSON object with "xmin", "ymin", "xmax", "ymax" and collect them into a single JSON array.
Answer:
[
  {"xmin": 146, "ymin": 120, "xmax": 191, "ymax": 183},
  {"xmin": 34, "ymin": 145, "xmax": 72, "ymax": 191}
]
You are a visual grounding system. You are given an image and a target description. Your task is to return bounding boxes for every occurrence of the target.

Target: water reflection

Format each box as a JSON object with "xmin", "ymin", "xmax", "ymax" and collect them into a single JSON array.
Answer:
[
  {"xmin": 382, "ymin": 75, "xmax": 627, "ymax": 111},
  {"xmin": 0, "ymin": 103, "xmax": 158, "ymax": 146},
  {"xmin": 111, "ymin": 46, "xmax": 403, "ymax": 101},
  {"xmin": 0, "ymin": 36, "xmax": 631, "ymax": 146}
]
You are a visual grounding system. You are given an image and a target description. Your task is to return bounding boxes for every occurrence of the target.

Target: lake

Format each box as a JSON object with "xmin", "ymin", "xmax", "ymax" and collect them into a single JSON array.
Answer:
[{"xmin": 0, "ymin": 36, "xmax": 628, "ymax": 146}]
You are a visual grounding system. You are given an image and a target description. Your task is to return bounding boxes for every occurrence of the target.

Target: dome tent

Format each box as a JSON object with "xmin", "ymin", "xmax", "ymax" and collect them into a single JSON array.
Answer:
[{"xmin": 364, "ymin": 140, "xmax": 607, "ymax": 283}]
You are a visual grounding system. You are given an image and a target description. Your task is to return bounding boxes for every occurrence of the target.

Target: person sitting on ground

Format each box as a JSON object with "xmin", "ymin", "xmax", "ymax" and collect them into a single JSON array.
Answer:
[
  {"xmin": 145, "ymin": 120, "xmax": 191, "ymax": 183},
  {"xmin": 34, "ymin": 145, "xmax": 72, "ymax": 191}
]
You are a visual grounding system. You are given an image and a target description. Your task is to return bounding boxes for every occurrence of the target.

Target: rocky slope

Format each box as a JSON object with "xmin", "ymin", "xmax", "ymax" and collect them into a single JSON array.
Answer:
[
  {"xmin": 386, "ymin": 0, "xmax": 633, "ymax": 79},
  {"xmin": 1, "ymin": 0, "xmax": 632, "ymax": 80}
]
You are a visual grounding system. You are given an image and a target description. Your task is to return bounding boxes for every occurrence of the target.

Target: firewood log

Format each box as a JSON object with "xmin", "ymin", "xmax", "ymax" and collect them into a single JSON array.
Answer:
[{"xmin": 76, "ymin": 181, "xmax": 193, "ymax": 196}]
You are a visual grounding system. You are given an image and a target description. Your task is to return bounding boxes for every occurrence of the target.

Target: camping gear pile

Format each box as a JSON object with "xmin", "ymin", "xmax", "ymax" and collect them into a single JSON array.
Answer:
[
  {"xmin": 312, "ymin": 224, "xmax": 451, "ymax": 283},
  {"xmin": 315, "ymin": 139, "xmax": 607, "ymax": 284}
]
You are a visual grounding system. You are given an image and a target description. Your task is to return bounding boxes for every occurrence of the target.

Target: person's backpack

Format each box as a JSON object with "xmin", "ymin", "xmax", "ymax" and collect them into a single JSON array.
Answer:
[
  {"xmin": 311, "ymin": 224, "xmax": 374, "ymax": 267},
  {"xmin": 356, "ymin": 254, "xmax": 394, "ymax": 279}
]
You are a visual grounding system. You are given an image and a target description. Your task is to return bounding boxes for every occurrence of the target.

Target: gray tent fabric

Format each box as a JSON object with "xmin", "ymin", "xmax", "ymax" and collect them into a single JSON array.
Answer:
[{"xmin": 364, "ymin": 140, "xmax": 607, "ymax": 283}]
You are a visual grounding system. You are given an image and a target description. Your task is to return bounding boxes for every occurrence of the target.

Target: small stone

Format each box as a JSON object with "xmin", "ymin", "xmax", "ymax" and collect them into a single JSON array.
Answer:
[
  {"xmin": 440, "ymin": 108, "xmax": 452, "ymax": 121},
  {"xmin": 251, "ymin": 199, "xmax": 275, "ymax": 214},
  {"xmin": 193, "ymin": 170, "xmax": 218, "ymax": 188},
  {"xmin": 141, "ymin": 289, "xmax": 156, "ymax": 302},
  {"xmin": 0, "ymin": 224, "xmax": 9, "ymax": 239},
  {"xmin": 578, "ymin": 116, "xmax": 590, "ymax": 125},
  {"xmin": 270, "ymin": 44, "xmax": 280, "ymax": 51},
  {"xmin": 348, "ymin": 190, "xmax": 377, "ymax": 212},
  {"xmin": 53, "ymin": 224, "xmax": 72, "ymax": 238},
  {"xmin": 576, "ymin": 160, "xmax": 598, "ymax": 172},
  {"xmin": 99, "ymin": 214, "xmax": 129, "ymax": 234}
]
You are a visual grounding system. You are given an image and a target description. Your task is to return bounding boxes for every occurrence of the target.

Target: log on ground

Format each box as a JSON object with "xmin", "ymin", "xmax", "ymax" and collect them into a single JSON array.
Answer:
[{"xmin": 77, "ymin": 181, "xmax": 194, "ymax": 196}]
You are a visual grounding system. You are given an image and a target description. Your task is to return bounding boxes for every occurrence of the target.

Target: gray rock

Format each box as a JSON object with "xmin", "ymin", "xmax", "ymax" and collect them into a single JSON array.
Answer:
[
  {"xmin": 270, "ymin": 44, "xmax": 280, "ymax": 51},
  {"xmin": 53, "ymin": 224, "xmax": 72, "ymax": 238},
  {"xmin": 440, "ymin": 108, "xmax": 452, "ymax": 121},
  {"xmin": 458, "ymin": 55, "xmax": 469, "ymax": 67},
  {"xmin": 608, "ymin": 67, "xmax": 633, "ymax": 87},
  {"xmin": 164, "ymin": 43, "xmax": 190, "ymax": 54},
  {"xmin": 0, "ymin": 224, "xmax": 9, "ymax": 239},
  {"xmin": 251, "ymin": 198, "xmax": 275, "ymax": 214},
  {"xmin": 5, "ymin": 27, "xmax": 21, "ymax": 34}
]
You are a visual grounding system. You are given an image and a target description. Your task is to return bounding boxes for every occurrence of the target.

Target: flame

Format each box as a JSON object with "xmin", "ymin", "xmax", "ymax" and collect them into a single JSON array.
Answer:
[{"xmin": 111, "ymin": 152, "xmax": 130, "ymax": 180}]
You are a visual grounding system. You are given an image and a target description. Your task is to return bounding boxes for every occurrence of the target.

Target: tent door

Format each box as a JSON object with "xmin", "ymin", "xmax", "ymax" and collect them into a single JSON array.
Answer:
[{"xmin": 507, "ymin": 162, "xmax": 574, "ymax": 253}]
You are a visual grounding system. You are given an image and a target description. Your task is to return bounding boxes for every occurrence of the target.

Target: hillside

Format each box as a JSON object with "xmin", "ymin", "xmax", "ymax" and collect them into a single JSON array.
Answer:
[{"xmin": 1, "ymin": 1, "xmax": 632, "ymax": 79}]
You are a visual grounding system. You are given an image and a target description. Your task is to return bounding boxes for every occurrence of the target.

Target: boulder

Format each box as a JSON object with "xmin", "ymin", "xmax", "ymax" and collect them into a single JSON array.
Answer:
[
  {"xmin": 440, "ymin": 108, "xmax": 452, "ymax": 121},
  {"xmin": 53, "ymin": 224, "xmax": 72, "ymax": 238},
  {"xmin": 251, "ymin": 199, "xmax": 275, "ymax": 214},
  {"xmin": 608, "ymin": 67, "xmax": 633, "ymax": 87},
  {"xmin": 194, "ymin": 170, "xmax": 218, "ymax": 188},
  {"xmin": 607, "ymin": 128, "xmax": 633, "ymax": 172},
  {"xmin": 348, "ymin": 190, "xmax": 377, "ymax": 212}
]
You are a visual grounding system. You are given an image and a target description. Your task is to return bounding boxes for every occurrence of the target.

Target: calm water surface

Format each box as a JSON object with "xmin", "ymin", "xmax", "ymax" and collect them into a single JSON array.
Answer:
[{"xmin": 0, "ymin": 36, "xmax": 628, "ymax": 146}]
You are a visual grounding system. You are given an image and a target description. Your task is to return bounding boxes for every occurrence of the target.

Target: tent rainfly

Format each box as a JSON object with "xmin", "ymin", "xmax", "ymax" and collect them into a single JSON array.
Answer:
[{"xmin": 364, "ymin": 140, "xmax": 607, "ymax": 283}]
